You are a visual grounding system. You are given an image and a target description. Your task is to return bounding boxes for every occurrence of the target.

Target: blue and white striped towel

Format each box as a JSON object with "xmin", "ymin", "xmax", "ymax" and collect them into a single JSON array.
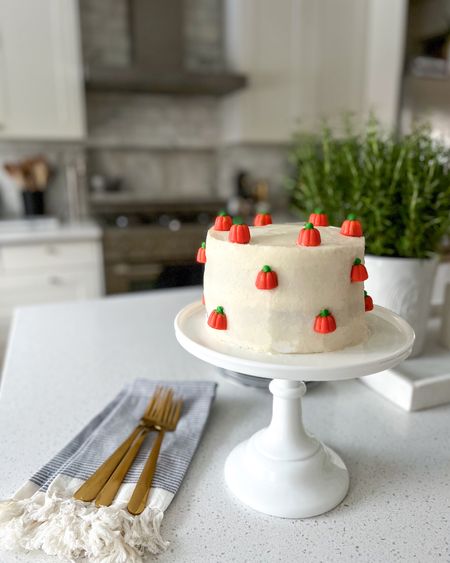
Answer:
[{"xmin": 0, "ymin": 379, "xmax": 216, "ymax": 563}]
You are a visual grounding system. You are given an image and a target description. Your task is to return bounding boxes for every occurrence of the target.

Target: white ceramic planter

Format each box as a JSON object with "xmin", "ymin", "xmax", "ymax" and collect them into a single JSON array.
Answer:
[{"xmin": 364, "ymin": 254, "xmax": 438, "ymax": 357}]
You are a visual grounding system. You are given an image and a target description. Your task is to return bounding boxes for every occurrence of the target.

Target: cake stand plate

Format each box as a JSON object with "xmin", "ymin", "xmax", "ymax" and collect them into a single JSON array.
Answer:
[{"xmin": 174, "ymin": 303, "xmax": 414, "ymax": 518}]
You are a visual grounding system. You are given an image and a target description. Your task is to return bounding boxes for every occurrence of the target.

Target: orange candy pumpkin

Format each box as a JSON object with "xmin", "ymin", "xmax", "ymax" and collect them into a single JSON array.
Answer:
[
  {"xmin": 196, "ymin": 242, "xmax": 207, "ymax": 264},
  {"xmin": 314, "ymin": 309, "xmax": 337, "ymax": 334},
  {"xmin": 297, "ymin": 222, "xmax": 321, "ymax": 247},
  {"xmin": 254, "ymin": 212, "xmax": 273, "ymax": 227},
  {"xmin": 228, "ymin": 220, "xmax": 251, "ymax": 244},
  {"xmin": 340, "ymin": 214, "xmax": 363, "ymax": 237},
  {"xmin": 208, "ymin": 306, "xmax": 227, "ymax": 330},
  {"xmin": 214, "ymin": 211, "xmax": 233, "ymax": 231},
  {"xmin": 351, "ymin": 258, "xmax": 368, "ymax": 282},
  {"xmin": 308, "ymin": 208, "xmax": 329, "ymax": 227},
  {"xmin": 364, "ymin": 291, "xmax": 374, "ymax": 312},
  {"xmin": 255, "ymin": 265, "xmax": 278, "ymax": 290}
]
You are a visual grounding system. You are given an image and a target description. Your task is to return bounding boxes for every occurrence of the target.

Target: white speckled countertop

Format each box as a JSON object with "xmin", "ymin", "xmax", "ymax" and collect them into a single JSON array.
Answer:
[
  {"xmin": 0, "ymin": 218, "xmax": 101, "ymax": 246},
  {"xmin": 0, "ymin": 287, "xmax": 449, "ymax": 562}
]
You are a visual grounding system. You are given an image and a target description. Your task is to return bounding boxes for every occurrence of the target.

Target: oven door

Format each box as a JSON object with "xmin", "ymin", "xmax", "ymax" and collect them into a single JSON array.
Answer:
[
  {"xmin": 105, "ymin": 263, "xmax": 163, "ymax": 293},
  {"xmin": 105, "ymin": 262, "xmax": 203, "ymax": 293}
]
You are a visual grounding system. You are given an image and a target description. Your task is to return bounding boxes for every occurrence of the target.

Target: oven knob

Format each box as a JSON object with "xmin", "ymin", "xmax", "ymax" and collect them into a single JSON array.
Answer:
[
  {"xmin": 116, "ymin": 216, "xmax": 128, "ymax": 228},
  {"xmin": 169, "ymin": 219, "xmax": 181, "ymax": 232}
]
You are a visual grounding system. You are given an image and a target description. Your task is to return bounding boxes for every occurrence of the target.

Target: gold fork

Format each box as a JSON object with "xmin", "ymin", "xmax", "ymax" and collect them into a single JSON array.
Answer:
[
  {"xmin": 74, "ymin": 386, "xmax": 165, "ymax": 503},
  {"xmin": 127, "ymin": 397, "xmax": 183, "ymax": 515},
  {"xmin": 95, "ymin": 388, "xmax": 174, "ymax": 507}
]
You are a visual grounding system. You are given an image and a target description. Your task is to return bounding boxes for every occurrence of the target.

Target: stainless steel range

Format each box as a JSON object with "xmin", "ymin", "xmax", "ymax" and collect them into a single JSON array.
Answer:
[{"xmin": 90, "ymin": 198, "xmax": 223, "ymax": 294}]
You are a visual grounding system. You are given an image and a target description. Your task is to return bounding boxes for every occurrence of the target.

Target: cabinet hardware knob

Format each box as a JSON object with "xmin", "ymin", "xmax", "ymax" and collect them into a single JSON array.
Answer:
[{"xmin": 49, "ymin": 276, "xmax": 62, "ymax": 286}]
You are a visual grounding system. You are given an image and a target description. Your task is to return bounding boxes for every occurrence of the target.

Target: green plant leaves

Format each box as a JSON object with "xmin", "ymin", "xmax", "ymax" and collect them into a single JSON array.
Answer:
[{"xmin": 286, "ymin": 117, "xmax": 450, "ymax": 258}]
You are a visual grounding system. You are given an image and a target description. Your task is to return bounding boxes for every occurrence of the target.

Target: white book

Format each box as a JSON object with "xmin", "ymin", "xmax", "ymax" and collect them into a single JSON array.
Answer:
[{"xmin": 361, "ymin": 318, "xmax": 450, "ymax": 411}]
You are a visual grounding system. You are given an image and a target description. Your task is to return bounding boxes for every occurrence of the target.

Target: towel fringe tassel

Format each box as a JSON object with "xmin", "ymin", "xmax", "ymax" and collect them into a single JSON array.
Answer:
[{"xmin": 0, "ymin": 491, "xmax": 168, "ymax": 562}]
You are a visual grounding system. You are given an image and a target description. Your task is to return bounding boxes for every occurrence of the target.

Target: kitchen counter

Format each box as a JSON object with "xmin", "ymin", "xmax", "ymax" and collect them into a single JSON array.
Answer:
[
  {"xmin": 0, "ymin": 219, "xmax": 101, "ymax": 246},
  {"xmin": 0, "ymin": 287, "xmax": 449, "ymax": 562}
]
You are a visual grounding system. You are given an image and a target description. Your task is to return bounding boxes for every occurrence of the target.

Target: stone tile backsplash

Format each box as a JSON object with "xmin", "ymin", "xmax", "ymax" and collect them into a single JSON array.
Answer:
[
  {"xmin": 217, "ymin": 144, "xmax": 291, "ymax": 210},
  {"xmin": 167, "ymin": 150, "xmax": 217, "ymax": 198},
  {"xmin": 88, "ymin": 148, "xmax": 216, "ymax": 200},
  {"xmin": 86, "ymin": 143, "xmax": 290, "ymax": 207},
  {"xmin": 86, "ymin": 94, "xmax": 220, "ymax": 149},
  {"xmin": 85, "ymin": 92, "xmax": 220, "ymax": 202},
  {"xmin": 85, "ymin": 92, "xmax": 221, "ymax": 203}
]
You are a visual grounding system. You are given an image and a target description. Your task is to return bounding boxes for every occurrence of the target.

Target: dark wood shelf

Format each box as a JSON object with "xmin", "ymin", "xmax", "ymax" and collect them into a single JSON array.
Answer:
[{"xmin": 85, "ymin": 67, "xmax": 247, "ymax": 96}]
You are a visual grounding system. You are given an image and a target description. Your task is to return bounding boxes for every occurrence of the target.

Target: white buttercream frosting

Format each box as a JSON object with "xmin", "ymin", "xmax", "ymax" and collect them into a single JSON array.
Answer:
[{"xmin": 203, "ymin": 223, "xmax": 368, "ymax": 354}]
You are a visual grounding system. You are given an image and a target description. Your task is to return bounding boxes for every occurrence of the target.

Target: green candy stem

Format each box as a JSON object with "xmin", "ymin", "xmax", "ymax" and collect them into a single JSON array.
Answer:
[
  {"xmin": 320, "ymin": 309, "xmax": 330, "ymax": 317},
  {"xmin": 201, "ymin": 242, "xmax": 206, "ymax": 249},
  {"xmin": 304, "ymin": 222, "xmax": 314, "ymax": 229},
  {"xmin": 364, "ymin": 290, "xmax": 368, "ymax": 297},
  {"xmin": 353, "ymin": 257, "xmax": 361, "ymax": 265},
  {"xmin": 314, "ymin": 207, "xmax": 323, "ymax": 214},
  {"xmin": 219, "ymin": 211, "xmax": 228, "ymax": 217},
  {"xmin": 216, "ymin": 306, "xmax": 224, "ymax": 315},
  {"xmin": 262, "ymin": 265, "xmax": 271, "ymax": 273},
  {"xmin": 233, "ymin": 216, "xmax": 243, "ymax": 225},
  {"xmin": 347, "ymin": 213, "xmax": 356, "ymax": 220}
]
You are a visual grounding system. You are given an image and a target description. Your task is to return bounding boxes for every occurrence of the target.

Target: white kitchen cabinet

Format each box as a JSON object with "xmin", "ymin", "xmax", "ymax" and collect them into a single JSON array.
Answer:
[
  {"xmin": 0, "ymin": 225, "xmax": 103, "ymax": 357},
  {"xmin": 0, "ymin": 0, "xmax": 85, "ymax": 140},
  {"xmin": 222, "ymin": 0, "xmax": 408, "ymax": 143},
  {"xmin": 0, "ymin": 269, "xmax": 101, "ymax": 318},
  {"xmin": 0, "ymin": 240, "xmax": 100, "ymax": 271}
]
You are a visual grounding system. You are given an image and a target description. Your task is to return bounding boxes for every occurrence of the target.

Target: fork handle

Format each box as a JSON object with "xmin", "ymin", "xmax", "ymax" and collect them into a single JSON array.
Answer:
[
  {"xmin": 73, "ymin": 425, "xmax": 143, "ymax": 502},
  {"xmin": 127, "ymin": 429, "xmax": 165, "ymax": 515},
  {"xmin": 95, "ymin": 427, "xmax": 150, "ymax": 507}
]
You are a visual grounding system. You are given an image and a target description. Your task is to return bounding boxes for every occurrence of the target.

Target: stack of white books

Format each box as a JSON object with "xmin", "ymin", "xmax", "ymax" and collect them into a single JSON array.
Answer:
[{"xmin": 361, "ymin": 317, "xmax": 450, "ymax": 411}]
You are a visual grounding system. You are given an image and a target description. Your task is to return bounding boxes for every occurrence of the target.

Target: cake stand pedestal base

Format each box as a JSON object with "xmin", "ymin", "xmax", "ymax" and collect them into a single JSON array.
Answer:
[
  {"xmin": 175, "ymin": 302, "xmax": 415, "ymax": 519},
  {"xmin": 224, "ymin": 379, "xmax": 348, "ymax": 518}
]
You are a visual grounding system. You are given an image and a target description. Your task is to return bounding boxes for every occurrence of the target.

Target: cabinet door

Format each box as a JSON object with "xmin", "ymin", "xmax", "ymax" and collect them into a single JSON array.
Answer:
[
  {"xmin": 0, "ymin": 269, "xmax": 101, "ymax": 319},
  {"xmin": 222, "ymin": 0, "xmax": 407, "ymax": 143},
  {"xmin": 0, "ymin": 0, "xmax": 85, "ymax": 139},
  {"xmin": 0, "ymin": 241, "xmax": 101, "ymax": 271}
]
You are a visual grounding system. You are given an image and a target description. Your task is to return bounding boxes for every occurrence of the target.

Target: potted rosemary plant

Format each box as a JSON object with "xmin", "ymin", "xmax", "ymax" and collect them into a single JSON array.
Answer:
[{"xmin": 286, "ymin": 117, "xmax": 450, "ymax": 356}]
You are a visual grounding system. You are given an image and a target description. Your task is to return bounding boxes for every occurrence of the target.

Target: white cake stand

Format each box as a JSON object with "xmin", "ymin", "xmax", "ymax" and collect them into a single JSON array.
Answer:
[{"xmin": 174, "ymin": 302, "xmax": 414, "ymax": 518}]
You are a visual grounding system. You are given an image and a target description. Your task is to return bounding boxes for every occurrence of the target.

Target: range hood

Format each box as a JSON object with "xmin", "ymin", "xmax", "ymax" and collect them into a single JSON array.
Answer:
[{"xmin": 85, "ymin": 0, "xmax": 247, "ymax": 96}]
